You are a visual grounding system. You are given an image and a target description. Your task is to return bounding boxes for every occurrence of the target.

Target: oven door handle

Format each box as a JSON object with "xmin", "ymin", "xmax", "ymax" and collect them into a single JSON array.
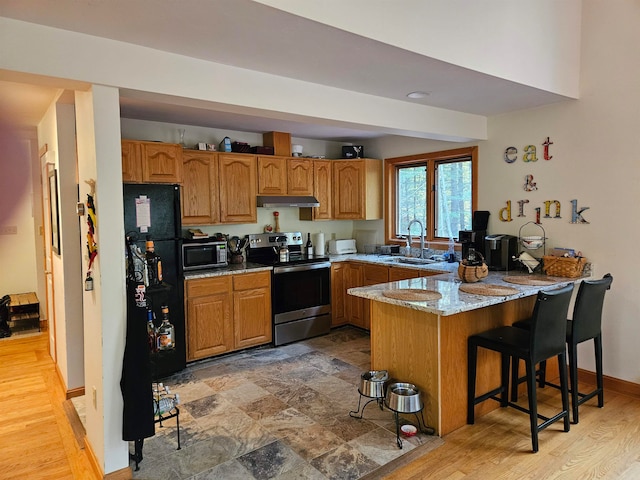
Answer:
[{"xmin": 273, "ymin": 262, "xmax": 331, "ymax": 274}]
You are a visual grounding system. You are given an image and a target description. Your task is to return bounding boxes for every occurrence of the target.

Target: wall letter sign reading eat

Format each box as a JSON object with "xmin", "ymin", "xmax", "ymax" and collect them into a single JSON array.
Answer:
[{"xmin": 504, "ymin": 137, "xmax": 554, "ymax": 163}]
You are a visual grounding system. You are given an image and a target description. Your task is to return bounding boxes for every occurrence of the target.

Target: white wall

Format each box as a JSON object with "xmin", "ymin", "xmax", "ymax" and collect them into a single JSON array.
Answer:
[
  {"xmin": 76, "ymin": 86, "xmax": 129, "ymax": 474},
  {"xmin": 257, "ymin": 0, "xmax": 582, "ymax": 97},
  {"xmin": 0, "ymin": 128, "xmax": 40, "ymax": 297}
]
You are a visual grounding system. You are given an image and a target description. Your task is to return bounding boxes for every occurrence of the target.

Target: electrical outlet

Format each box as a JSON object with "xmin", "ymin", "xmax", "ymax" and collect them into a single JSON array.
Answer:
[{"xmin": 92, "ymin": 386, "xmax": 97, "ymax": 409}]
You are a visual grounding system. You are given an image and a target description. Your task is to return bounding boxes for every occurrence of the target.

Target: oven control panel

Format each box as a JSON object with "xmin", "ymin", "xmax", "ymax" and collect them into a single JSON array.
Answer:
[{"xmin": 248, "ymin": 232, "xmax": 303, "ymax": 247}]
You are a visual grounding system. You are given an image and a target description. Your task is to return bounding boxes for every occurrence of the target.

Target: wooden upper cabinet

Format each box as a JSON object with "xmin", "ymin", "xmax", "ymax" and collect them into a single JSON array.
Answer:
[
  {"xmin": 333, "ymin": 159, "xmax": 382, "ymax": 220},
  {"xmin": 219, "ymin": 153, "xmax": 257, "ymax": 224},
  {"xmin": 300, "ymin": 159, "xmax": 332, "ymax": 221},
  {"xmin": 257, "ymin": 156, "xmax": 287, "ymax": 195},
  {"xmin": 182, "ymin": 150, "xmax": 220, "ymax": 225},
  {"xmin": 122, "ymin": 140, "xmax": 183, "ymax": 184},
  {"xmin": 121, "ymin": 140, "xmax": 143, "ymax": 183},
  {"xmin": 287, "ymin": 158, "xmax": 314, "ymax": 196},
  {"xmin": 141, "ymin": 142, "xmax": 183, "ymax": 183},
  {"xmin": 313, "ymin": 160, "xmax": 332, "ymax": 220},
  {"xmin": 257, "ymin": 156, "xmax": 313, "ymax": 196}
]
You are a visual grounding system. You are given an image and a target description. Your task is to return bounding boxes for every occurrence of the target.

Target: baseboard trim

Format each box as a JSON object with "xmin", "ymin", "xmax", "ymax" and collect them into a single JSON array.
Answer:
[
  {"xmin": 578, "ymin": 368, "xmax": 640, "ymax": 399},
  {"xmin": 84, "ymin": 438, "xmax": 104, "ymax": 480},
  {"xmin": 67, "ymin": 386, "xmax": 85, "ymax": 400},
  {"xmin": 104, "ymin": 465, "xmax": 133, "ymax": 480},
  {"xmin": 84, "ymin": 436, "xmax": 133, "ymax": 480}
]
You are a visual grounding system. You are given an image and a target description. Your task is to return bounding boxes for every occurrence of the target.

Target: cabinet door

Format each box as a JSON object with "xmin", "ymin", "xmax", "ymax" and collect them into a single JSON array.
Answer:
[
  {"xmin": 287, "ymin": 158, "xmax": 314, "ymax": 196},
  {"xmin": 233, "ymin": 286, "xmax": 272, "ymax": 349},
  {"xmin": 182, "ymin": 151, "xmax": 220, "ymax": 225},
  {"xmin": 344, "ymin": 263, "xmax": 365, "ymax": 328},
  {"xmin": 219, "ymin": 154, "xmax": 257, "ymax": 223},
  {"xmin": 233, "ymin": 271, "xmax": 272, "ymax": 349},
  {"xmin": 258, "ymin": 156, "xmax": 287, "ymax": 195},
  {"xmin": 141, "ymin": 142, "xmax": 183, "ymax": 183},
  {"xmin": 313, "ymin": 160, "xmax": 332, "ymax": 220},
  {"xmin": 333, "ymin": 160, "xmax": 364, "ymax": 219},
  {"xmin": 122, "ymin": 140, "xmax": 143, "ymax": 183},
  {"xmin": 389, "ymin": 266, "xmax": 420, "ymax": 281},
  {"xmin": 363, "ymin": 264, "xmax": 389, "ymax": 286},
  {"xmin": 331, "ymin": 263, "xmax": 346, "ymax": 326},
  {"xmin": 185, "ymin": 277, "xmax": 233, "ymax": 360}
]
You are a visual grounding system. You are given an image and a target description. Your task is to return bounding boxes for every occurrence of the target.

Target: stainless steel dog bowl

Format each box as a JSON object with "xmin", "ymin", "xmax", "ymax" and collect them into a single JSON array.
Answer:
[
  {"xmin": 385, "ymin": 382, "xmax": 423, "ymax": 413},
  {"xmin": 359, "ymin": 370, "xmax": 389, "ymax": 398}
]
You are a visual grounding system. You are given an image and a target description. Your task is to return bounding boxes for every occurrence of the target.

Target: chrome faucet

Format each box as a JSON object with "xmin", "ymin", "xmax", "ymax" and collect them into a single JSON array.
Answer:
[{"xmin": 407, "ymin": 219, "xmax": 425, "ymax": 259}]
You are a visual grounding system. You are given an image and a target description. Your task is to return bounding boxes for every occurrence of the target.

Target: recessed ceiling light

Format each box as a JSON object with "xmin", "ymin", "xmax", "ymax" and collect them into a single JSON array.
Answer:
[{"xmin": 406, "ymin": 91, "xmax": 431, "ymax": 99}]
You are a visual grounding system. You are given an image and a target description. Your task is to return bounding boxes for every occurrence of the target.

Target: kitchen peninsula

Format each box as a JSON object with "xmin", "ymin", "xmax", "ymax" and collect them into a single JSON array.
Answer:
[{"xmin": 348, "ymin": 270, "xmax": 580, "ymax": 436}]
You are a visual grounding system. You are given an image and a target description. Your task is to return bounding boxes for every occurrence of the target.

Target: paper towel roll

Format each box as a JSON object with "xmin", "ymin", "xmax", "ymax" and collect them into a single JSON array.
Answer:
[{"xmin": 314, "ymin": 232, "xmax": 325, "ymax": 256}]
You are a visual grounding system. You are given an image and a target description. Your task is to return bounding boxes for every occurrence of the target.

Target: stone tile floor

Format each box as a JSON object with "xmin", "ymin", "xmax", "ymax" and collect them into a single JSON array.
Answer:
[{"xmin": 129, "ymin": 326, "xmax": 442, "ymax": 479}]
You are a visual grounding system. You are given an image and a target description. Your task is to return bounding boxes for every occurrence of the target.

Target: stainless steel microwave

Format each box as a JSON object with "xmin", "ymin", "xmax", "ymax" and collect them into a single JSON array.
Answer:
[{"xmin": 182, "ymin": 240, "xmax": 228, "ymax": 271}]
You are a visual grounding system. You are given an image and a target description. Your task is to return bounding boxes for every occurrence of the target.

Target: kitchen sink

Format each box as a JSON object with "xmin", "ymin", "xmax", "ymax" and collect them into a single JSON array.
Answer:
[{"xmin": 383, "ymin": 257, "xmax": 440, "ymax": 265}]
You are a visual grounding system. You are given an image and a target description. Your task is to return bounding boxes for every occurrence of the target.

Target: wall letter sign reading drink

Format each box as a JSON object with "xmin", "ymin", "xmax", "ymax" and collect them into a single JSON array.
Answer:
[{"xmin": 499, "ymin": 198, "xmax": 589, "ymax": 224}]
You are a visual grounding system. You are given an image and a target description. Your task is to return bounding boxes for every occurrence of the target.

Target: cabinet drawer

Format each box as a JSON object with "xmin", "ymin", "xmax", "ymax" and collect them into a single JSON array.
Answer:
[
  {"xmin": 234, "ymin": 271, "xmax": 270, "ymax": 291},
  {"xmin": 363, "ymin": 264, "xmax": 389, "ymax": 285},
  {"xmin": 186, "ymin": 276, "xmax": 232, "ymax": 297}
]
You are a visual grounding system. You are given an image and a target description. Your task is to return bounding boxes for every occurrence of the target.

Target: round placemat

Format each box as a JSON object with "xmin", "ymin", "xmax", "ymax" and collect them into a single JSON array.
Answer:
[
  {"xmin": 503, "ymin": 275, "xmax": 560, "ymax": 286},
  {"xmin": 459, "ymin": 283, "xmax": 519, "ymax": 296},
  {"xmin": 382, "ymin": 289, "xmax": 442, "ymax": 302}
]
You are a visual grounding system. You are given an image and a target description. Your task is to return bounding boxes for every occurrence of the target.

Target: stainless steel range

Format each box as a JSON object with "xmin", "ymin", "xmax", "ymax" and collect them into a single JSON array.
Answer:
[{"xmin": 246, "ymin": 232, "xmax": 331, "ymax": 346}]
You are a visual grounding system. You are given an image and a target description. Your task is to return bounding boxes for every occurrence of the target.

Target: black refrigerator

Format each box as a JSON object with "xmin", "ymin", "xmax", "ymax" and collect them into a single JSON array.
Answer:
[{"xmin": 123, "ymin": 183, "xmax": 186, "ymax": 378}]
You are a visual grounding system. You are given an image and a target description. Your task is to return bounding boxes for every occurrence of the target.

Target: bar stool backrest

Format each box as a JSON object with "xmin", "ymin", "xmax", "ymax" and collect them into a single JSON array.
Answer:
[
  {"xmin": 571, "ymin": 274, "xmax": 613, "ymax": 344},
  {"xmin": 529, "ymin": 284, "xmax": 574, "ymax": 364}
]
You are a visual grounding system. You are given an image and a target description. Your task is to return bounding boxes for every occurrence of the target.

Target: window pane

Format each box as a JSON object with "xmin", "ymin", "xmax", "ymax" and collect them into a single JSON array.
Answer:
[
  {"xmin": 436, "ymin": 160, "xmax": 472, "ymax": 238},
  {"xmin": 396, "ymin": 165, "xmax": 426, "ymax": 236}
]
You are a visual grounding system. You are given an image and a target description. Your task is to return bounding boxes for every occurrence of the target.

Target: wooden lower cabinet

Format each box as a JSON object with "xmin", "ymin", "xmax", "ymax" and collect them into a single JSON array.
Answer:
[
  {"xmin": 185, "ymin": 271, "xmax": 271, "ymax": 361},
  {"xmin": 388, "ymin": 266, "xmax": 421, "ymax": 281},
  {"xmin": 186, "ymin": 276, "xmax": 233, "ymax": 360},
  {"xmin": 233, "ymin": 271, "xmax": 272, "ymax": 349},
  {"xmin": 344, "ymin": 263, "xmax": 365, "ymax": 329},
  {"xmin": 331, "ymin": 263, "xmax": 346, "ymax": 326}
]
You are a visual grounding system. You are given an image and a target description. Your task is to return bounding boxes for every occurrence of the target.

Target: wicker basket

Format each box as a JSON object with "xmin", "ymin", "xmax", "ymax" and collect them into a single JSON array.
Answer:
[
  {"xmin": 542, "ymin": 255, "xmax": 587, "ymax": 278},
  {"xmin": 458, "ymin": 260, "xmax": 489, "ymax": 283}
]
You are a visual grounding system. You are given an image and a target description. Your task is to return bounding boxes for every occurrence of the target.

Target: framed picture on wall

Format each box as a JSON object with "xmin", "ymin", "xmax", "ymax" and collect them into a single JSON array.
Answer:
[{"xmin": 49, "ymin": 169, "xmax": 60, "ymax": 255}]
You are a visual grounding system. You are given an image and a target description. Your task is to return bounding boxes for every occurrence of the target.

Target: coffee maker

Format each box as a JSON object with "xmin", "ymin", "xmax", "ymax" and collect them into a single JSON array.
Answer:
[
  {"xmin": 459, "ymin": 211, "xmax": 490, "ymax": 261},
  {"xmin": 484, "ymin": 234, "xmax": 518, "ymax": 270}
]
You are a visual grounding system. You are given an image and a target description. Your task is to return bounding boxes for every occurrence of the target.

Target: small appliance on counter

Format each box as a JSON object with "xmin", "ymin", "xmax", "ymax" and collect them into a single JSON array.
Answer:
[
  {"xmin": 328, "ymin": 239, "xmax": 357, "ymax": 255},
  {"xmin": 458, "ymin": 211, "xmax": 490, "ymax": 261},
  {"xmin": 484, "ymin": 234, "xmax": 518, "ymax": 270}
]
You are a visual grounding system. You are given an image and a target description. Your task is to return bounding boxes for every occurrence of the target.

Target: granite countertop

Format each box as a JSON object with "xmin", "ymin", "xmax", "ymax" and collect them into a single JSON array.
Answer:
[
  {"xmin": 328, "ymin": 253, "xmax": 460, "ymax": 274},
  {"xmin": 183, "ymin": 262, "xmax": 272, "ymax": 280},
  {"xmin": 348, "ymin": 270, "xmax": 582, "ymax": 316}
]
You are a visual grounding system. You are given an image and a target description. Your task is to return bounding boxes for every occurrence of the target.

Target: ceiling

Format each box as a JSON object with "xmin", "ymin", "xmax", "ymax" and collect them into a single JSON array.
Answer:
[{"xmin": 0, "ymin": 0, "xmax": 570, "ymax": 140}]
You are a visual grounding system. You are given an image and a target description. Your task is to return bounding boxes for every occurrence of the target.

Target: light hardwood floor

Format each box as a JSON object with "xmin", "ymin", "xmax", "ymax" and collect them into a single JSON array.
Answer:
[
  {"xmin": 0, "ymin": 333, "xmax": 98, "ymax": 480},
  {"xmin": 3, "ymin": 333, "xmax": 640, "ymax": 480}
]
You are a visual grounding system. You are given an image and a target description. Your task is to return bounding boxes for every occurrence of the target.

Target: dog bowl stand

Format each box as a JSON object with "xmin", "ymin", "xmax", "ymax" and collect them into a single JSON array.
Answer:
[
  {"xmin": 349, "ymin": 389, "xmax": 385, "ymax": 419},
  {"xmin": 386, "ymin": 406, "xmax": 435, "ymax": 449}
]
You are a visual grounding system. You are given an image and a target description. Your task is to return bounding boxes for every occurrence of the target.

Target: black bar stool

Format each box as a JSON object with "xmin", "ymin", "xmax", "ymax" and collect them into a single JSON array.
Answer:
[
  {"xmin": 467, "ymin": 284, "xmax": 574, "ymax": 453},
  {"xmin": 511, "ymin": 274, "xmax": 613, "ymax": 423}
]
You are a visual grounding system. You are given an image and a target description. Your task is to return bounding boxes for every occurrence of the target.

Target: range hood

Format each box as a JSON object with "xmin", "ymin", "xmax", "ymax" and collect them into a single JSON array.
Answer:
[{"xmin": 257, "ymin": 195, "xmax": 320, "ymax": 208}]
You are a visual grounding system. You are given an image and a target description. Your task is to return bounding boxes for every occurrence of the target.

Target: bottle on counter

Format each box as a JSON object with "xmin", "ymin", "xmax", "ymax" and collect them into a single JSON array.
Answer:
[
  {"xmin": 447, "ymin": 237, "xmax": 456, "ymax": 263},
  {"xmin": 146, "ymin": 308, "xmax": 157, "ymax": 353},
  {"xmin": 144, "ymin": 238, "xmax": 162, "ymax": 286},
  {"xmin": 306, "ymin": 233, "xmax": 314, "ymax": 257},
  {"xmin": 156, "ymin": 305, "xmax": 175, "ymax": 351}
]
